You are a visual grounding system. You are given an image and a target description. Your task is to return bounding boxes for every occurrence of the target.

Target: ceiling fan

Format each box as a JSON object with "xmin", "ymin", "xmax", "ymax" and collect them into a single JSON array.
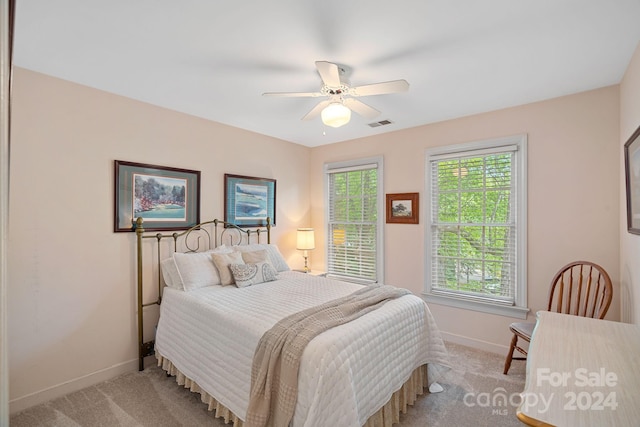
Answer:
[{"xmin": 262, "ymin": 61, "xmax": 409, "ymax": 128}]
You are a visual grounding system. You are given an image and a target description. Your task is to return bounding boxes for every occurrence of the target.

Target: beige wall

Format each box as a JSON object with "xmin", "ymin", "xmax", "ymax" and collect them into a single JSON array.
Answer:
[
  {"xmin": 8, "ymin": 68, "xmax": 312, "ymax": 411},
  {"xmin": 620, "ymin": 43, "xmax": 640, "ymax": 324},
  {"xmin": 310, "ymin": 86, "xmax": 621, "ymax": 351}
]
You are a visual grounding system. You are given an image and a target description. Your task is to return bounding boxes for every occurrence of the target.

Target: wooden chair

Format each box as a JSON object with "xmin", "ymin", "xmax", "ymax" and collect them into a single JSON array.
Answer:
[{"xmin": 503, "ymin": 261, "xmax": 613, "ymax": 374}]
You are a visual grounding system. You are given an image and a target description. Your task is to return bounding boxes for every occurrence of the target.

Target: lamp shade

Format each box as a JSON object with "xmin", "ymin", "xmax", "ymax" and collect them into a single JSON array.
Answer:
[
  {"xmin": 321, "ymin": 103, "xmax": 351, "ymax": 128},
  {"xmin": 296, "ymin": 228, "xmax": 315, "ymax": 250}
]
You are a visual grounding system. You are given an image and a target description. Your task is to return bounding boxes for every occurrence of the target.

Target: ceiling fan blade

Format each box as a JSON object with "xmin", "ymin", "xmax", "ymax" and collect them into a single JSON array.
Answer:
[
  {"xmin": 302, "ymin": 100, "xmax": 332, "ymax": 121},
  {"xmin": 262, "ymin": 91, "xmax": 323, "ymax": 98},
  {"xmin": 343, "ymin": 98, "xmax": 380, "ymax": 119},
  {"xmin": 349, "ymin": 79, "xmax": 409, "ymax": 97},
  {"xmin": 315, "ymin": 61, "xmax": 341, "ymax": 87}
]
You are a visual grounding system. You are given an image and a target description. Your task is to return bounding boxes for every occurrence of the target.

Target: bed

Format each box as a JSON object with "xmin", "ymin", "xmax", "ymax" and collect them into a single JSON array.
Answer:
[{"xmin": 135, "ymin": 218, "xmax": 449, "ymax": 427}]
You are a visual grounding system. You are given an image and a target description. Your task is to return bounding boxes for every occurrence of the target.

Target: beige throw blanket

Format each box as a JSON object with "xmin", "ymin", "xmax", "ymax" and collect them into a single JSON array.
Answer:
[{"xmin": 244, "ymin": 284, "xmax": 410, "ymax": 427}]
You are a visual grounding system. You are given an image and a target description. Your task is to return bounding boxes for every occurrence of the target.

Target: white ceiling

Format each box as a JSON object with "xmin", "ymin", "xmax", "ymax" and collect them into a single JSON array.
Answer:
[{"xmin": 12, "ymin": 0, "xmax": 640, "ymax": 147}]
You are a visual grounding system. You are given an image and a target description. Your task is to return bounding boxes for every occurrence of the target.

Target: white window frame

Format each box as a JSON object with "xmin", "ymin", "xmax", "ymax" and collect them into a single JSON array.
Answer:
[
  {"xmin": 324, "ymin": 156, "xmax": 384, "ymax": 284},
  {"xmin": 424, "ymin": 135, "xmax": 529, "ymax": 319}
]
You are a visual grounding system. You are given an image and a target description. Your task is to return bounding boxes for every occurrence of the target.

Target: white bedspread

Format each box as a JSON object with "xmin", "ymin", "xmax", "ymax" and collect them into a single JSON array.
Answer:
[{"xmin": 155, "ymin": 271, "xmax": 449, "ymax": 427}]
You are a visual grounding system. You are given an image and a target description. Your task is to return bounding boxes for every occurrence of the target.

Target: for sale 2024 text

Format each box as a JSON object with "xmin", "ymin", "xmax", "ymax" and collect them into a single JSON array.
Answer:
[{"xmin": 521, "ymin": 368, "xmax": 619, "ymax": 414}]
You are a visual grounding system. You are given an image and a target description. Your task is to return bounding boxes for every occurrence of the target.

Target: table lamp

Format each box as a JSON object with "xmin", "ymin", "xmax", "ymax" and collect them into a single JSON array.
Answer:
[{"xmin": 296, "ymin": 228, "xmax": 315, "ymax": 273}]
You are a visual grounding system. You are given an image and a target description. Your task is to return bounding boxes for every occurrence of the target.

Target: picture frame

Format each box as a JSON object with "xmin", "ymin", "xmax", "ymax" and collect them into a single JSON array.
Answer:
[
  {"xmin": 624, "ymin": 124, "xmax": 640, "ymax": 235},
  {"xmin": 224, "ymin": 174, "xmax": 276, "ymax": 227},
  {"xmin": 386, "ymin": 192, "xmax": 419, "ymax": 224},
  {"xmin": 114, "ymin": 160, "xmax": 201, "ymax": 232}
]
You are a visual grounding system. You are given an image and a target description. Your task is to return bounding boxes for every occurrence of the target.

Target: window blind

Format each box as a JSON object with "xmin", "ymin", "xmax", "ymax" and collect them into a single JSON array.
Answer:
[
  {"xmin": 326, "ymin": 164, "xmax": 378, "ymax": 283},
  {"xmin": 429, "ymin": 147, "xmax": 518, "ymax": 304}
]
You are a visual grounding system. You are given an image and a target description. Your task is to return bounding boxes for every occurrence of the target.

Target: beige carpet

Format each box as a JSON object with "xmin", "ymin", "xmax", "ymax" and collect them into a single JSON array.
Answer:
[{"xmin": 10, "ymin": 342, "xmax": 527, "ymax": 427}]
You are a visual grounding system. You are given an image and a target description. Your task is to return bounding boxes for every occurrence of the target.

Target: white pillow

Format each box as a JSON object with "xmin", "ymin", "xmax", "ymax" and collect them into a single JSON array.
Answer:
[
  {"xmin": 160, "ymin": 257, "xmax": 182, "ymax": 289},
  {"xmin": 240, "ymin": 249, "xmax": 268, "ymax": 264},
  {"xmin": 233, "ymin": 244, "xmax": 290, "ymax": 272},
  {"xmin": 211, "ymin": 251, "xmax": 245, "ymax": 286},
  {"xmin": 229, "ymin": 262, "xmax": 278, "ymax": 288},
  {"xmin": 170, "ymin": 246, "xmax": 232, "ymax": 291}
]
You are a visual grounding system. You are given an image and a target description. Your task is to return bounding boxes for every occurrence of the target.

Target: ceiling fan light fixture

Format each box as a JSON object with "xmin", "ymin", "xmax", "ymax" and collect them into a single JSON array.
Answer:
[{"xmin": 321, "ymin": 103, "xmax": 351, "ymax": 128}]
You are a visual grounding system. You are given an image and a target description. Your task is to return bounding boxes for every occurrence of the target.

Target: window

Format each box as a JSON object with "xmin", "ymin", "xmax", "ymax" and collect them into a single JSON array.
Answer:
[
  {"xmin": 424, "ymin": 135, "xmax": 528, "ymax": 319},
  {"xmin": 324, "ymin": 157, "xmax": 383, "ymax": 284}
]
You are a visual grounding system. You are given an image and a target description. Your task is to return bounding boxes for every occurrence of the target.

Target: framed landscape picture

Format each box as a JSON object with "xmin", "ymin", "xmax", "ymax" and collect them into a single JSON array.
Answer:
[
  {"xmin": 224, "ymin": 174, "xmax": 276, "ymax": 227},
  {"xmin": 114, "ymin": 160, "xmax": 200, "ymax": 232},
  {"xmin": 386, "ymin": 192, "xmax": 419, "ymax": 224},
  {"xmin": 625, "ymin": 125, "xmax": 640, "ymax": 235}
]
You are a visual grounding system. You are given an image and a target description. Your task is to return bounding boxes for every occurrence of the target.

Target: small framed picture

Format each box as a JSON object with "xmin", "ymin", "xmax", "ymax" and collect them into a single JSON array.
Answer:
[
  {"xmin": 386, "ymin": 192, "xmax": 419, "ymax": 224},
  {"xmin": 624, "ymin": 124, "xmax": 640, "ymax": 234},
  {"xmin": 114, "ymin": 160, "xmax": 200, "ymax": 232},
  {"xmin": 224, "ymin": 174, "xmax": 276, "ymax": 227}
]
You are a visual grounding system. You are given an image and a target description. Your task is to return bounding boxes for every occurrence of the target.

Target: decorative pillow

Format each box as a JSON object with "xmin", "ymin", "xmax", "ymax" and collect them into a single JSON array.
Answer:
[
  {"xmin": 211, "ymin": 251, "xmax": 245, "ymax": 286},
  {"xmin": 233, "ymin": 244, "xmax": 290, "ymax": 272},
  {"xmin": 170, "ymin": 246, "xmax": 232, "ymax": 291},
  {"xmin": 229, "ymin": 262, "xmax": 278, "ymax": 288}
]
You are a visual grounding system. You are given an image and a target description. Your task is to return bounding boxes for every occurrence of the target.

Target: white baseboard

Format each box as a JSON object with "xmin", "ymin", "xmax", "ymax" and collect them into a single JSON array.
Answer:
[
  {"xmin": 9, "ymin": 358, "xmax": 141, "ymax": 414},
  {"xmin": 441, "ymin": 331, "xmax": 509, "ymax": 355}
]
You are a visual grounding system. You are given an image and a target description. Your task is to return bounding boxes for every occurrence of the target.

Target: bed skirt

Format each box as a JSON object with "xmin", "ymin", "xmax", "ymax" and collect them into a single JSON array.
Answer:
[{"xmin": 156, "ymin": 354, "xmax": 429, "ymax": 427}]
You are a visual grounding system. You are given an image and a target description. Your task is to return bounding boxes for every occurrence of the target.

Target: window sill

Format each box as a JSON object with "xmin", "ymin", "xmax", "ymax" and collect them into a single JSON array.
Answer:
[
  {"xmin": 422, "ymin": 292, "xmax": 530, "ymax": 319},
  {"xmin": 325, "ymin": 274, "xmax": 376, "ymax": 285}
]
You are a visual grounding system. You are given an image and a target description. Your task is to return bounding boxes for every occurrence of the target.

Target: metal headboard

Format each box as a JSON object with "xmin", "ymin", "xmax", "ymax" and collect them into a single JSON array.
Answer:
[{"xmin": 134, "ymin": 217, "xmax": 271, "ymax": 371}]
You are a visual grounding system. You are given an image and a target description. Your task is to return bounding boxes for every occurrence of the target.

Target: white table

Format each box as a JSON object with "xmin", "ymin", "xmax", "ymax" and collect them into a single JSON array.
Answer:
[{"xmin": 517, "ymin": 311, "xmax": 640, "ymax": 426}]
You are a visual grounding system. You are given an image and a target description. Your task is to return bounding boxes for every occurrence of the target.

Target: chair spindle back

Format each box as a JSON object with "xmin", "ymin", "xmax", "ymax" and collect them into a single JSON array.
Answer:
[{"xmin": 547, "ymin": 261, "xmax": 613, "ymax": 319}]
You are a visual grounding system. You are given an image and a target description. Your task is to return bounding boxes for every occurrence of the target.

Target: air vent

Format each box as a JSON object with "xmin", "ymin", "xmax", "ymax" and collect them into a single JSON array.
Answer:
[{"xmin": 368, "ymin": 119, "xmax": 393, "ymax": 128}]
